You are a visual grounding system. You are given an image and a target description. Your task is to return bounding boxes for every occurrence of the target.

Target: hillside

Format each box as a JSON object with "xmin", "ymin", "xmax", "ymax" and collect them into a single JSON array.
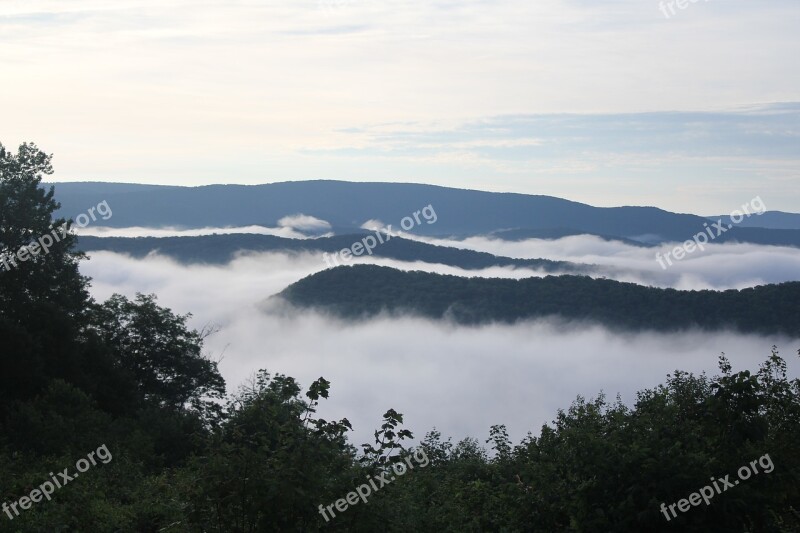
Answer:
[
  {"xmin": 710, "ymin": 211, "xmax": 800, "ymax": 230},
  {"xmin": 48, "ymin": 181, "xmax": 800, "ymax": 247},
  {"xmin": 76, "ymin": 234, "xmax": 589, "ymax": 272},
  {"xmin": 278, "ymin": 265, "xmax": 800, "ymax": 336}
]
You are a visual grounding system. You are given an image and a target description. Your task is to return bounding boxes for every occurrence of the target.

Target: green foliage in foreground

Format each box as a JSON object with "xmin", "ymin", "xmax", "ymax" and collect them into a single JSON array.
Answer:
[
  {"xmin": 280, "ymin": 264, "xmax": 800, "ymax": 337},
  {"xmin": 2, "ymin": 349, "xmax": 799, "ymax": 532},
  {"xmin": 1, "ymin": 143, "xmax": 799, "ymax": 532}
]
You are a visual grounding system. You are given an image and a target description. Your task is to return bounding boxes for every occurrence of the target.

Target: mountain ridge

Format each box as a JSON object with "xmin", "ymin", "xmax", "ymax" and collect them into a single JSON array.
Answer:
[
  {"xmin": 276, "ymin": 264, "xmax": 800, "ymax": 336},
  {"xmin": 47, "ymin": 180, "xmax": 800, "ymax": 247},
  {"xmin": 75, "ymin": 233, "xmax": 591, "ymax": 273}
]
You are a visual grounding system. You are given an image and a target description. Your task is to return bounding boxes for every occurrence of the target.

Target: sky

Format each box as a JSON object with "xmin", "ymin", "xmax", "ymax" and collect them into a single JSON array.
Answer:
[{"xmin": 1, "ymin": 0, "xmax": 799, "ymax": 213}]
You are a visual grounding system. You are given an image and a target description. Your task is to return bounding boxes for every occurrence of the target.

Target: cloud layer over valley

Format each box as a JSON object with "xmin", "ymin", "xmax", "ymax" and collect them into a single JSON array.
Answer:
[{"xmin": 80, "ymin": 248, "xmax": 800, "ymax": 446}]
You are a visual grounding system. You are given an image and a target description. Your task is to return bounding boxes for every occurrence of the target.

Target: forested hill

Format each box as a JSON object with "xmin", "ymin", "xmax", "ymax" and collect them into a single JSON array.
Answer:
[
  {"xmin": 50, "ymin": 181, "xmax": 800, "ymax": 246},
  {"xmin": 278, "ymin": 265, "xmax": 800, "ymax": 336},
  {"xmin": 50, "ymin": 181, "xmax": 707, "ymax": 238},
  {"xmin": 76, "ymin": 234, "xmax": 588, "ymax": 272}
]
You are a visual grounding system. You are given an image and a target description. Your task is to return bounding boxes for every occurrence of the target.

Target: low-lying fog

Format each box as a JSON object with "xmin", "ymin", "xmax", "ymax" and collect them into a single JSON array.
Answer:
[
  {"xmin": 80, "ymin": 246, "xmax": 800, "ymax": 447},
  {"xmin": 413, "ymin": 234, "xmax": 800, "ymax": 290},
  {"xmin": 79, "ymin": 224, "xmax": 800, "ymax": 290}
]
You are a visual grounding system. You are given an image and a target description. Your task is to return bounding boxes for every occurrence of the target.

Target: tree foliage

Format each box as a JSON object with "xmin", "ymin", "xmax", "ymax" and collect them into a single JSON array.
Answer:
[{"xmin": 280, "ymin": 264, "xmax": 800, "ymax": 337}]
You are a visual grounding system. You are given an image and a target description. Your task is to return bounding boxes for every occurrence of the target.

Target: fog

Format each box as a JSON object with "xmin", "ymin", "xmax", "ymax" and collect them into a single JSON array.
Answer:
[
  {"xmin": 77, "ymin": 218, "xmax": 332, "ymax": 239},
  {"xmin": 412, "ymin": 234, "xmax": 800, "ymax": 290},
  {"xmin": 73, "ymin": 218, "xmax": 800, "ymax": 290},
  {"xmin": 74, "ymin": 219, "xmax": 800, "ymax": 290},
  {"xmin": 80, "ymin": 249, "xmax": 800, "ymax": 447}
]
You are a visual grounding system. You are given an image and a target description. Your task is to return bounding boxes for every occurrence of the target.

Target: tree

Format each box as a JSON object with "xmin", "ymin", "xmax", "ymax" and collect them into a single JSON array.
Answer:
[
  {"xmin": 91, "ymin": 293, "xmax": 226, "ymax": 418},
  {"xmin": 0, "ymin": 142, "xmax": 87, "ymax": 313},
  {"xmin": 0, "ymin": 143, "xmax": 90, "ymax": 407},
  {"xmin": 182, "ymin": 372, "xmax": 357, "ymax": 532}
]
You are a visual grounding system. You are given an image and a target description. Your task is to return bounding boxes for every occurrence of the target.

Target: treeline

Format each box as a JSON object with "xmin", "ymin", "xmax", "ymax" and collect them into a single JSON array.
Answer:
[
  {"xmin": 1, "ymin": 144, "xmax": 799, "ymax": 531},
  {"xmin": 279, "ymin": 265, "xmax": 800, "ymax": 337},
  {"xmin": 76, "ymin": 233, "xmax": 586, "ymax": 273}
]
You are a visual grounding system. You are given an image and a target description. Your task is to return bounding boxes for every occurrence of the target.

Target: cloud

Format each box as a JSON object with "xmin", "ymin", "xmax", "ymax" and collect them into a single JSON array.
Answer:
[
  {"xmin": 79, "ymin": 228, "xmax": 800, "ymax": 292},
  {"xmin": 79, "ymin": 247, "xmax": 800, "ymax": 446},
  {"xmin": 76, "ymin": 224, "xmax": 314, "ymax": 239},
  {"xmin": 394, "ymin": 233, "xmax": 800, "ymax": 290},
  {"xmin": 360, "ymin": 219, "xmax": 386, "ymax": 230},
  {"xmin": 277, "ymin": 214, "xmax": 332, "ymax": 231},
  {"xmin": 304, "ymin": 106, "xmax": 800, "ymax": 212}
]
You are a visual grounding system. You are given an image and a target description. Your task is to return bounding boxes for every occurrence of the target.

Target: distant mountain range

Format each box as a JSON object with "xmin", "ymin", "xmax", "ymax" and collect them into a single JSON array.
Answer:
[
  {"xmin": 708, "ymin": 211, "xmax": 800, "ymax": 230},
  {"xmin": 277, "ymin": 265, "xmax": 800, "ymax": 336},
  {"xmin": 49, "ymin": 181, "xmax": 800, "ymax": 247}
]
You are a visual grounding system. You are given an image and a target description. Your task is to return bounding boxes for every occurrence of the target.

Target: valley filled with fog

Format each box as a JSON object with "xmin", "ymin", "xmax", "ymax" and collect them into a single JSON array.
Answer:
[{"xmin": 80, "ymin": 233, "xmax": 800, "ymax": 445}]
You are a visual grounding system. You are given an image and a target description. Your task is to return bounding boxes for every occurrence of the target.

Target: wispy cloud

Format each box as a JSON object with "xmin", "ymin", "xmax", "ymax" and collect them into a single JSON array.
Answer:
[
  {"xmin": 77, "ymin": 224, "xmax": 319, "ymax": 239},
  {"xmin": 407, "ymin": 233, "xmax": 800, "ymax": 290}
]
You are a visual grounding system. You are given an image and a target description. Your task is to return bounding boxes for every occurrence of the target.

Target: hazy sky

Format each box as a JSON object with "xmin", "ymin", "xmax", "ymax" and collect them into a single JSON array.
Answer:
[{"xmin": 2, "ymin": 0, "xmax": 799, "ymax": 212}]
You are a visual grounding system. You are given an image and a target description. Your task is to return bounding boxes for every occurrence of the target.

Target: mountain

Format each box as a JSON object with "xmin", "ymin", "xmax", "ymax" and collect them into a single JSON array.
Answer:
[
  {"xmin": 75, "ymin": 234, "xmax": 589, "ymax": 273},
  {"xmin": 48, "ymin": 180, "xmax": 800, "ymax": 247},
  {"xmin": 709, "ymin": 211, "xmax": 800, "ymax": 230},
  {"xmin": 277, "ymin": 264, "xmax": 800, "ymax": 336}
]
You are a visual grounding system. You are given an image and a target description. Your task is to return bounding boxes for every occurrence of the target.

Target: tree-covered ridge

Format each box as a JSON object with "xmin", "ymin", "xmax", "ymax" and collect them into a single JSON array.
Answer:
[
  {"xmin": 49, "ymin": 180, "xmax": 800, "ymax": 247},
  {"xmin": 76, "ymin": 233, "xmax": 588, "ymax": 272},
  {"xmin": 279, "ymin": 265, "xmax": 800, "ymax": 336}
]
